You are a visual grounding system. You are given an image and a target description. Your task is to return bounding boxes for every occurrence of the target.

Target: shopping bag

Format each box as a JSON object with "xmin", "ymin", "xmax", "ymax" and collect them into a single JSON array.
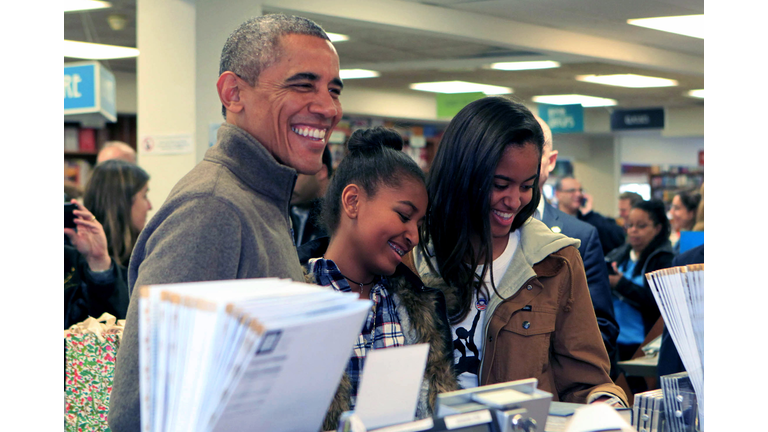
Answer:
[{"xmin": 64, "ymin": 313, "xmax": 125, "ymax": 432}]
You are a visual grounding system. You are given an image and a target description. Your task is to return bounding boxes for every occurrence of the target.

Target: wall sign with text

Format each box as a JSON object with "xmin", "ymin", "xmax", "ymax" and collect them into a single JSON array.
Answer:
[{"xmin": 610, "ymin": 108, "xmax": 664, "ymax": 130}]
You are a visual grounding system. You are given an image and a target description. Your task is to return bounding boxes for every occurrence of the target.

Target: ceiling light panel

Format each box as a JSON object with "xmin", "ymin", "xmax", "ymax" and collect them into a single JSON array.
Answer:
[
  {"xmin": 490, "ymin": 61, "xmax": 561, "ymax": 71},
  {"xmin": 410, "ymin": 81, "xmax": 512, "ymax": 95},
  {"xmin": 627, "ymin": 15, "xmax": 704, "ymax": 39},
  {"xmin": 64, "ymin": 1, "xmax": 111, "ymax": 12},
  {"xmin": 576, "ymin": 74, "xmax": 678, "ymax": 88},
  {"xmin": 339, "ymin": 69, "xmax": 380, "ymax": 79},
  {"xmin": 64, "ymin": 40, "xmax": 140, "ymax": 60},
  {"xmin": 327, "ymin": 32, "xmax": 349, "ymax": 42},
  {"xmin": 687, "ymin": 89, "xmax": 704, "ymax": 99},
  {"xmin": 532, "ymin": 94, "xmax": 617, "ymax": 107}
]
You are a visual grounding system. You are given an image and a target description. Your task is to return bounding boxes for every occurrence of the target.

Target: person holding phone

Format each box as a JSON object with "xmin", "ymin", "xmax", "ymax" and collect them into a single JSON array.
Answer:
[
  {"xmin": 64, "ymin": 200, "xmax": 129, "ymax": 329},
  {"xmin": 554, "ymin": 176, "xmax": 625, "ymax": 255}
]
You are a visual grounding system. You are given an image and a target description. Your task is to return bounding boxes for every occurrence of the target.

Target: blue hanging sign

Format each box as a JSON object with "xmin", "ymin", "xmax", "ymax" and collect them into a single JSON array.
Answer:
[
  {"xmin": 610, "ymin": 108, "xmax": 664, "ymax": 130},
  {"xmin": 537, "ymin": 104, "xmax": 584, "ymax": 133},
  {"xmin": 64, "ymin": 61, "xmax": 117, "ymax": 122}
]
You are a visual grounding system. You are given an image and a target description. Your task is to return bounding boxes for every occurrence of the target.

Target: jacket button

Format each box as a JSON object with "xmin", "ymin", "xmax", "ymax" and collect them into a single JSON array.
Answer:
[
  {"xmin": 488, "ymin": 335, "xmax": 493, "ymax": 341},
  {"xmin": 526, "ymin": 285, "xmax": 533, "ymax": 290},
  {"xmin": 522, "ymin": 321, "xmax": 531, "ymax": 329}
]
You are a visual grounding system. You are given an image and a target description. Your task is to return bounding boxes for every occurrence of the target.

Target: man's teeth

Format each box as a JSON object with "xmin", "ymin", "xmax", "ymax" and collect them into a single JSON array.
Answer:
[
  {"xmin": 291, "ymin": 127, "xmax": 326, "ymax": 140},
  {"xmin": 388, "ymin": 241, "xmax": 405, "ymax": 256},
  {"xmin": 493, "ymin": 210, "xmax": 513, "ymax": 220}
]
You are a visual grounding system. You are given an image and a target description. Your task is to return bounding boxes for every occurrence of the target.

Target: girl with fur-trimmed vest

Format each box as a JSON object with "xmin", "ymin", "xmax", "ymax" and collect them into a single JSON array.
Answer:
[
  {"xmin": 297, "ymin": 127, "xmax": 459, "ymax": 430},
  {"xmin": 413, "ymin": 97, "xmax": 627, "ymax": 406}
]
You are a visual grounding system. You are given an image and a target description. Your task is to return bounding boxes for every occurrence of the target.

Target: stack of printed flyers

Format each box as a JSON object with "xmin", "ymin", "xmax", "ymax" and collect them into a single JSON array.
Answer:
[
  {"xmin": 645, "ymin": 264, "xmax": 704, "ymax": 430},
  {"xmin": 137, "ymin": 278, "xmax": 372, "ymax": 432}
]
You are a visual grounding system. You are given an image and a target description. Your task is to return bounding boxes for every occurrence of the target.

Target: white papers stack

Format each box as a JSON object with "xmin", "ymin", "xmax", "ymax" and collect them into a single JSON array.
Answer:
[
  {"xmin": 645, "ymin": 264, "xmax": 704, "ymax": 430},
  {"xmin": 137, "ymin": 278, "xmax": 372, "ymax": 432}
]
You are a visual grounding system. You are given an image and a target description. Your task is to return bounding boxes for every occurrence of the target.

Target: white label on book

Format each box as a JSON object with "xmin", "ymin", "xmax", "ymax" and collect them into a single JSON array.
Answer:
[{"xmin": 443, "ymin": 409, "xmax": 492, "ymax": 429}]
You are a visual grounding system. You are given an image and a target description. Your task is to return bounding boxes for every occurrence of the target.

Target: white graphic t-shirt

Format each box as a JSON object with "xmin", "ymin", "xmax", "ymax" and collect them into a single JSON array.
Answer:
[{"xmin": 452, "ymin": 231, "xmax": 519, "ymax": 389}]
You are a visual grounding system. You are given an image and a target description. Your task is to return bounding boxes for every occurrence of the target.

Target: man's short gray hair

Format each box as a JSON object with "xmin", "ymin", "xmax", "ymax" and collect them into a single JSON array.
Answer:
[{"xmin": 219, "ymin": 14, "xmax": 330, "ymax": 118}]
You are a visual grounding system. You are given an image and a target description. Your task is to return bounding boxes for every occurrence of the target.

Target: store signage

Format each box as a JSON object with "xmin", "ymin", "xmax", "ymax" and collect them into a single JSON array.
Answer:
[
  {"xmin": 610, "ymin": 108, "xmax": 664, "ymax": 130},
  {"xmin": 64, "ymin": 61, "xmax": 116, "ymax": 122},
  {"xmin": 537, "ymin": 104, "xmax": 584, "ymax": 133},
  {"xmin": 436, "ymin": 92, "xmax": 485, "ymax": 118}
]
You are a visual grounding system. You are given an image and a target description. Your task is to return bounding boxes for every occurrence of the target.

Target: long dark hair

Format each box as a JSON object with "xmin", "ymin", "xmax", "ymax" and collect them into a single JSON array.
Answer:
[
  {"xmin": 420, "ymin": 97, "xmax": 543, "ymax": 323},
  {"xmin": 321, "ymin": 126, "xmax": 426, "ymax": 236},
  {"xmin": 84, "ymin": 160, "xmax": 150, "ymax": 266},
  {"xmin": 630, "ymin": 199, "xmax": 671, "ymax": 277}
]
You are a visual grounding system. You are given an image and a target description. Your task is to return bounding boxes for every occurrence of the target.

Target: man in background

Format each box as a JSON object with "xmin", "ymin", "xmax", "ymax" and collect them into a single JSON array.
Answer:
[
  {"xmin": 109, "ymin": 14, "xmax": 343, "ymax": 432},
  {"xmin": 555, "ymin": 175, "xmax": 625, "ymax": 255},
  {"xmin": 291, "ymin": 145, "xmax": 332, "ymax": 246},
  {"xmin": 617, "ymin": 191, "xmax": 643, "ymax": 229},
  {"xmin": 534, "ymin": 117, "xmax": 620, "ymax": 377},
  {"xmin": 97, "ymin": 141, "xmax": 137, "ymax": 164}
]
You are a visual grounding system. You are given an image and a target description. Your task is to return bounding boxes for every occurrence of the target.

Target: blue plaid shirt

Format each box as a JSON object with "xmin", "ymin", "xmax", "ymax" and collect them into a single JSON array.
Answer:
[{"xmin": 308, "ymin": 258, "xmax": 404, "ymax": 407}]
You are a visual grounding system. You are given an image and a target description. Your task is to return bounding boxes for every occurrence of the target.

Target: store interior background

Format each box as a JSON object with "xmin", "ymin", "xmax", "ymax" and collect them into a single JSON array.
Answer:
[{"xmin": 64, "ymin": 0, "xmax": 704, "ymax": 222}]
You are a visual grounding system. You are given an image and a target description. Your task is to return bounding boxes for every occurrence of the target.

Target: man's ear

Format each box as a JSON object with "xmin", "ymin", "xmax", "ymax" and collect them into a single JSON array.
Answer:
[
  {"xmin": 546, "ymin": 149, "xmax": 559, "ymax": 175},
  {"xmin": 341, "ymin": 184, "xmax": 361, "ymax": 219},
  {"xmin": 217, "ymin": 72, "xmax": 244, "ymax": 114}
]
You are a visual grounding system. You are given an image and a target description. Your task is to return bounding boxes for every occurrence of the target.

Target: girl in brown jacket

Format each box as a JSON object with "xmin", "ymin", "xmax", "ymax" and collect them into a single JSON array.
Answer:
[{"xmin": 413, "ymin": 97, "xmax": 627, "ymax": 406}]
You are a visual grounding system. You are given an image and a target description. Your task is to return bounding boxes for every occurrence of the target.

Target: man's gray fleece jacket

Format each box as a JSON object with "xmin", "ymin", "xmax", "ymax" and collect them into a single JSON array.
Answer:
[{"xmin": 108, "ymin": 123, "xmax": 306, "ymax": 432}]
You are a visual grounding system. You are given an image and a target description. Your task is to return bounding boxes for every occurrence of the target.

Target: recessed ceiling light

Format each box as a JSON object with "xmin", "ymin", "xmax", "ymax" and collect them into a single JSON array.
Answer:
[
  {"xmin": 490, "ymin": 61, "xmax": 561, "ymax": 71},
  {"xmin": 409, "ymin": 81, "xmax": 512, "ymax": 95},
  {"xmin": 687, "ymin": 89, "xmax": 704, "ymax": 99},
  {"xmin": 327, "ymin": 32, "xmax": 349, "ymax": 42},
  {"xmin": 627, "ymin": 15, "xmax": 704, "ymax": 39},
  {"xmin": 532, "ymin": 94, "xmax": 617, "ymax": 107},
  {"xmin": 64, "ymin": 40, "xmax": 139, "ymax": 60},
  {"xmin": 64, "ymin": 1, "xmax": 111, "ymax": 12},
  {"xmin": 339, "ymin": 69, "xmax": 380, "ymax": 79},
  {"xmin": 576, "ymin": 74, "xmax": 678, "ymax": 88}
]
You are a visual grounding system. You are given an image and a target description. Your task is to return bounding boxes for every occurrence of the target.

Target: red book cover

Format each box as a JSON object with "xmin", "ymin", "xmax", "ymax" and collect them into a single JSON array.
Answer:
[{"xmin": 78, "ymin": 128, "xmax": 96, "ymax": 153}]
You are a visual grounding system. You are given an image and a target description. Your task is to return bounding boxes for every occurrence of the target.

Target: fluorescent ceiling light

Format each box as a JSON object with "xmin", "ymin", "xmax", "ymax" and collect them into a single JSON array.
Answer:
[
  {"xmin": 410, "ymin": 81, "xmax": 512, "ymax": 95},
  {"xmin": 627, "ymin": 15, "xmax": 704, "ymax": 39},
  {"xmin": 532, "ymin": 94, "xmax": 617, "ymax": 107},
  {"xmin": 64, "ymin": 40, "xmax": 139, "ymax": 60},
  {"xmin": 687, "ymin": 89, "xmax": 704, "ymax": 99},
  {"xmin": 576, "ymin": 74, "xmax": 678, "ymax": 88},
  {"xmin": 490, "ymin": 61, "xmax": 561, "ymax": 71},
  {"xmin": 327, "ymin": 32, "xmax": 349, "ymax": 42},
  {"xmin": 339, "ymin": 69, "xmax": 380, "ymax": 79},
  {"xmin": 64, "ymin": 1, "xmax": 111, "ymax": 12}
]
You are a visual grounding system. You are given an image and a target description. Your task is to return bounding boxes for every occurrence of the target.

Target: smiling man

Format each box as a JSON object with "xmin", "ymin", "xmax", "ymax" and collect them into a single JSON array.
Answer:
[{"xmin": 108, "ymin": 15, "xmax": 343, "ymax": 432}]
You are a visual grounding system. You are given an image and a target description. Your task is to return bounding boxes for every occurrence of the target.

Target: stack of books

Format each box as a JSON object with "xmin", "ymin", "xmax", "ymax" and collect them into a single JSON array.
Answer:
[{"xmin": 138, "ymin": 278, "xmax": 372, "ymax": 432}]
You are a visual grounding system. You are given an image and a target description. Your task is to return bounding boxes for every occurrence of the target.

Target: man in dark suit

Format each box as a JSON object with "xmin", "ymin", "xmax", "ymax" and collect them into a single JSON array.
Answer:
[{"xmin": 534, "ymin": 116, "xmax": 620, "ymax": 377}]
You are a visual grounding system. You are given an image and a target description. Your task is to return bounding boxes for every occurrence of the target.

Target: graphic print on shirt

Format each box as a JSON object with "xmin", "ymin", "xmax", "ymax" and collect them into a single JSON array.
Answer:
[{"xmin": 453, "ymin": 297, "xmax": 486, "ymax": 377}]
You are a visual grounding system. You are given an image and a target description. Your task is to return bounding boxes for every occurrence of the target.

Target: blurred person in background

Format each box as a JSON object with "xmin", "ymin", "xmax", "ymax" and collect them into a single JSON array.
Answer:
[
  {"xmin": 617, "ymin": 191, "xmax": 643, "ymax": 229},
  {"xmin": 605, "ymin": 199, "xmax": 675, "ymax": 362},
  {"xmin": 555, "ymin": 175, "xmax": 625, "ymax": 255},
  {"xmin": 291, "ymin": 144, "xmax": 333, "ymax": 246},
  {"xmin": 84, "ymin": 160, "xmax": 152, "ymax": 267},
  {"xmin": 97, "ymin": 141, "xmax": 137, "ymax": 164},
  {"xmin": 64, "ymin": 200, "xmax": 129, "ymax": 329},
  {"xmin": 669, "ymin": 189, "xmax": 701, "ymax": 253}
]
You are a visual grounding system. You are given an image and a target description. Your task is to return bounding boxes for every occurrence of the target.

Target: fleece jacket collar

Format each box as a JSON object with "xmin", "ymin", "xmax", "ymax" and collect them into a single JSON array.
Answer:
[{"xmin": 204, "ymin": 123, "xmax": 297, "ymax": 207}]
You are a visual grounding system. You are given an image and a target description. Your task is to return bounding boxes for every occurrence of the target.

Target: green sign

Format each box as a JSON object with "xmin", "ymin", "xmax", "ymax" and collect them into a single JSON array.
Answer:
[{"xmin": 436, "ymin": 92, "xmax": 485, "ymax": 118}]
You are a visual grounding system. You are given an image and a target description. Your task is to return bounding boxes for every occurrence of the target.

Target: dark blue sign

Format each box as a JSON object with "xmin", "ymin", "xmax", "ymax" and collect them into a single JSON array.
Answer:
[{"xmin": 611, "ymin": 108, "xmax": 664, "ymax": 130}]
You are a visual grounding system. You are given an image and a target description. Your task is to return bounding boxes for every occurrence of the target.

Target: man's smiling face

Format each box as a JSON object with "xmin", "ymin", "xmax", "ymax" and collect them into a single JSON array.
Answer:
[{"xmin": 235, "ymin": 33, "xmax": 343, "ymax": 175}]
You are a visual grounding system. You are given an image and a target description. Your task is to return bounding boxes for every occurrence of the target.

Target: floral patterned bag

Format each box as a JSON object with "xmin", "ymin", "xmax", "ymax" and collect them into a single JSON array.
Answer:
[{"xmin": 65, "ymin": 313, "xmax": 125, "ymax": 432}]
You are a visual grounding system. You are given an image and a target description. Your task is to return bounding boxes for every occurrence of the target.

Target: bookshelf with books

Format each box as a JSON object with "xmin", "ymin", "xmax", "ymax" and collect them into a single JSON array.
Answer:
[
  {"xmin": 649, "ymin": 167, "xmax": 704, "ymax": 205},
  {"xmin": 64, "ymin": 114, "xmax": 137, "ymax": 188}
]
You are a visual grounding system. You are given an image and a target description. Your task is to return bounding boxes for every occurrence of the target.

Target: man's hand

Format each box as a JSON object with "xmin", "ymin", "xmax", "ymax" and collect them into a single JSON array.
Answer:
[{"xmin": 64, "ymin": 199, "xmax": 112, "ymax": 272}]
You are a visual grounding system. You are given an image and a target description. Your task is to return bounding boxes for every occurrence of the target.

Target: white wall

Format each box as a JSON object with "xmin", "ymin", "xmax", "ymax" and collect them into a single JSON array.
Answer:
[{"xmin": 618, "ymin": 132, "xmax": 703, "ymax": 166}]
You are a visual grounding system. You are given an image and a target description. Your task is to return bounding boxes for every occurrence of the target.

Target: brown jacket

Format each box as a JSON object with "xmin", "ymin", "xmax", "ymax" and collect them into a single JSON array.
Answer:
[{"xmin": 412, "ymin": 218, "xmax": 627, "ymax": 405}]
